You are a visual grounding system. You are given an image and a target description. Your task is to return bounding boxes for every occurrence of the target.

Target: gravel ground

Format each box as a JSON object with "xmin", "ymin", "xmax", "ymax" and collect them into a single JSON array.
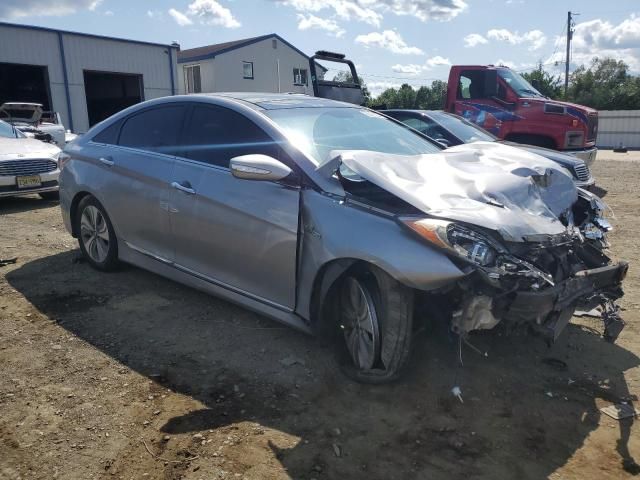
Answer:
[{"xmin": 1, "ymin": 154, "xmax": 639, "ymax": 480}]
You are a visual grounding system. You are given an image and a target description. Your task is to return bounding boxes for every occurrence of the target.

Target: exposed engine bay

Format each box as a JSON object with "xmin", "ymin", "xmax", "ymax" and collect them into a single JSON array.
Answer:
[{"xmin": 332, "ymin": 142, "xmax": 627, "ymax": 343}]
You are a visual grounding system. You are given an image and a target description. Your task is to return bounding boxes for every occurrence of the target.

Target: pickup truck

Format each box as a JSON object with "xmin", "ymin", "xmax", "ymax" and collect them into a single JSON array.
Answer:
[{"xmin": 445, "ymin": 65, "xmax": 598, "ymax": 163}]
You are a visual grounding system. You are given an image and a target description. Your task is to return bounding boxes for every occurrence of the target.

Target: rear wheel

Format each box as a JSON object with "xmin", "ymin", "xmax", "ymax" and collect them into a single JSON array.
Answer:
[
  {"xmin": 75, "ymin": 196, "xmax": 119, "ymax": 271},
  {"xmin": 337, "ymin": 266, "xmax": 414, "ymax": 383}
]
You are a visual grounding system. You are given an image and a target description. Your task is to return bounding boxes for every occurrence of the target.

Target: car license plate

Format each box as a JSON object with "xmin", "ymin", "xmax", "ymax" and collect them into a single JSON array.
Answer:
[{"xmin": 16, "ymin": 175, "xmax": 42, "ymax": 189}]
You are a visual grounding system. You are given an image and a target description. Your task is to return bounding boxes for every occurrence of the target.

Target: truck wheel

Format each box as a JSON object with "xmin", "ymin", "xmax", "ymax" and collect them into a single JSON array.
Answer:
[
  {"xmin": 337, "ymin": 266, "xmax": 414, "ymax": 384},
  {"xmin": 75, "ymin": 196, "xmax": 119, "ymax": 271}
]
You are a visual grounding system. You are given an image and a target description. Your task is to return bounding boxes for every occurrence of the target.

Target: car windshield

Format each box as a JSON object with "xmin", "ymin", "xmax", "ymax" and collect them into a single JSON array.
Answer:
[
  {"xmin": 265, "ymin": 107, "xmax": 441, "ymax": 166},
  {"xmin": 0, "ymin": 120, "xmax": 22, "ymax": 138},
  {"xmin": 428, "ymin": 112, "xmax": 497, "ymax": 143},
  {"xmin": 498, "ymin": 69, "xmax": 544, "ymax": 98}
]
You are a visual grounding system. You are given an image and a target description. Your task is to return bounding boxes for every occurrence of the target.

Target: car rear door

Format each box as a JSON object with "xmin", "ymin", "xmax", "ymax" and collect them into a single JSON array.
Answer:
[
  {"xmin": 169, "ymin": 103, "xmax": 300, "ymax": 310},
  {"xmin": 96, "ymin": 104, "xmax": 186, "ymax": 262}
]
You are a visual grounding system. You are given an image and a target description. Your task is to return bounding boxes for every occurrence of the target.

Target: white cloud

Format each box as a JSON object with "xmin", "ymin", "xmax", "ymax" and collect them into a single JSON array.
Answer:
[
  {"xmin": 373, "ymin": 0, "xmax": 468, "ymax": 22},
  {"xmin": 426, "ymin": 55, "xmax": 451, "ymax": 68},
  {"xmin": 464, "ymin": 33, "xmax": 488, "ymax": 48},
  {"xmin": 391, "ymin": 56, "xmax": 450, "ymax": 75},
  {"xmin": 168, "ymin": 8, "xmax": 193, "ymax": 26},
  {"xmin": 0, "ymin": 0, "xmax": 102, "ymax": 18},
  {"xmin": 147, "ymin": 9, "xmax": 163, "ymax": 18},
  {"xmin": 356, "ymin": 30, "xmax": 424, "ymax": 55},
  {"xmin": 276, "ymin": 0, "xmax": 467, "ymax": 26},
  {"xmin": 368, "ymin": 81, "xmax": 403, "ymax": 97},
  {"xmin": 486, "ymin": 28, "xmax": 546, "ymax": 51},
  {"xmin": 169, "ymin": 0, "xmax": 240, "ymax": 28},
  {"xmin": 297, "ymin": 13, "xmax": 345, "ymax": 37},
  {"xmin": 391, "ymin": 64, "xmax": 424, "ymax": 74},
  {"xmin": 104, "ymin": 9, "xmax": 113, "ymax": 16},
  {"xmin": 546, "ymin": 15, "xmax": 640, "ymax": 73}
]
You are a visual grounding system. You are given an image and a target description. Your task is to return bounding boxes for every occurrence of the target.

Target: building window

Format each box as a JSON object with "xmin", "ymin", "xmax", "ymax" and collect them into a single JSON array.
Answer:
[
  {"xmin": 184, "ymin": 64, "xmax": 201, "ymax": 94},
  {"xmin": 293, "ymin": 68, "xmax": 307, "ymax": 86},
  {"xmin": 243, "ymin": 61, "xmax": 254, "ymax": 79}
]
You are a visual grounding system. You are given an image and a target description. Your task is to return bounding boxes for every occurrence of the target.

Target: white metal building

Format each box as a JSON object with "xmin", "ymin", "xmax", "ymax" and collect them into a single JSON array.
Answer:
[
  {"xmin": 0, "ymin": 22, "xmax": 179, "ymax": 133},
  {"xmin": 597, "ymin": 110, "xmax": 640, "ymax": 149},
  {"xmin": 177, "ymin": 34, "xmax": 324, "ymax": 96}
]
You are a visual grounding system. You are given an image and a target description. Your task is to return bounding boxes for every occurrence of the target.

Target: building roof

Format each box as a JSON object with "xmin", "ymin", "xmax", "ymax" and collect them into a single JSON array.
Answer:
[
  {"xmin": 0, "ymin": 21, "xmax": 177, "ymax": 49},
  {"xmin": 178, "ymin": 33, "xmax": 313, "ymax": 64}
]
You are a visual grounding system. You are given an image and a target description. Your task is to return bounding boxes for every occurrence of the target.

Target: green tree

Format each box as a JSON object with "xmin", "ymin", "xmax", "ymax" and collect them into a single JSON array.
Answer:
[
  {"xmin": 567, "ymin": 57, "xmax": 640, "ymax": 110},
  {"xmin": 522, "ymin": 62, "xmax": 562, "ymax": 99}
]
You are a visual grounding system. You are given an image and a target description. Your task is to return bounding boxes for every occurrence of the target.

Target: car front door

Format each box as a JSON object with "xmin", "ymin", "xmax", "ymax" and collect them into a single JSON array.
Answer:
[
  {"xmin": 96, "ymin": 104, "xmax": 186, "ymax": 262},
  {"xmin": 169, "ymin": 104, "xmax": 300, "ymax": 309}
]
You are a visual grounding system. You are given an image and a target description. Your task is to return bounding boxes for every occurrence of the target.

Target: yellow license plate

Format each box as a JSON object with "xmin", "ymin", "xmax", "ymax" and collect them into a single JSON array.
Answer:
[{"xmin": 16, "ymin": 175, "xmax": 42, "ymax": 189}]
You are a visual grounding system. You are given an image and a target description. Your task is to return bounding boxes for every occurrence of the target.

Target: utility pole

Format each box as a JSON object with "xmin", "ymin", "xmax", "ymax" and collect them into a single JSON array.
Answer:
[{"xmin": 564, "ymin": 11, "xmax": 573, "ymax": 98}]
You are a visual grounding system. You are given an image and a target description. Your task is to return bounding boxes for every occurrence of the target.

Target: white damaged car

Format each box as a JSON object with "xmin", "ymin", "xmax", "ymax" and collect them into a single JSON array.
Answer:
[{"xmin": 0, "ymin": 119, "xmax": 61, "ymax": 200}]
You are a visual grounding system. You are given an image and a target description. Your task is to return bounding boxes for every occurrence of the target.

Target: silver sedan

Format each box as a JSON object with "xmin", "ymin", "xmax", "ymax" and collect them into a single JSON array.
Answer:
[{"xmin": 59, "ymin": 93, "xmax": 626, "ymax": 383}]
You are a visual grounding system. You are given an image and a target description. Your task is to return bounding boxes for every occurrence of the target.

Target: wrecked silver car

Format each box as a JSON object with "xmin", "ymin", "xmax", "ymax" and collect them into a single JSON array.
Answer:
[{"xmin": 59, "ymin": 93, "xmax": 627, "ymax": 383}]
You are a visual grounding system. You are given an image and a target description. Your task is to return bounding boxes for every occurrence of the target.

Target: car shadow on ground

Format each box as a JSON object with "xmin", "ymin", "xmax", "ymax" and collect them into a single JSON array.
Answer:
[
  {"xmin": 7, "ymin": 250, "xmax": 640, "ymax": 479},
  {"xmin": 0, "ymin": 195, "xmax": 58, "ymax": 214}
]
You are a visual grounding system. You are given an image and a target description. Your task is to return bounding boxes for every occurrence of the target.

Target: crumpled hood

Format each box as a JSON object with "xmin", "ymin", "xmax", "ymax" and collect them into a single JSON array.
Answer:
[
  {"xmin": 338, "ymin": 142, "xmax": 579, "ymax": 242},
  {"xmin": 0, "ymin": 136, "xmax": 60, "ymax": 159}
]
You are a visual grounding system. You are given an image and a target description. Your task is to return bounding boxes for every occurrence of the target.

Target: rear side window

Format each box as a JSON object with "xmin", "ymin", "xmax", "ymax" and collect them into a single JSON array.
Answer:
[
  {"xmin": 92, "ymin": 119, "xmax": 122, "ymax": 144},
  {"xmin": 178, "ymin": 105, "xmax": 277, "ymax": 168},
  {"xmin": 119, "ymin": 106, "xmax": 185, "ymax": 154}
]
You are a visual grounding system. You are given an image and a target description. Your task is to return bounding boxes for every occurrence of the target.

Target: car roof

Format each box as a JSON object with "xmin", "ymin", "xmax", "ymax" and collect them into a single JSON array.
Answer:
[{"xmin": 190, "ymin": 92, "xmax": 356, "ymax": 110}]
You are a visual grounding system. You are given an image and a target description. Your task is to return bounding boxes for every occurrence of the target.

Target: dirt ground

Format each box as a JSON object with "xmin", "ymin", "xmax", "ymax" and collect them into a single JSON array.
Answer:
[{"xmin": 1, "ymin": 151, "xmax": 640, "ymax": 480}]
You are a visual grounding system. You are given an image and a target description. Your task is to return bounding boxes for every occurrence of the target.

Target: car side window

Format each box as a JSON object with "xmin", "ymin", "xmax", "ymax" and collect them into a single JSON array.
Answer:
[
  {"xmin": 92, "ymin": 119, "xmax": 123, "ymax": 144},
  {"xmin": 118, "ymin": 106, "xmax": 185, "ymax": 155},
  {"xmin": 458, "ymin": 71, "xmax": 485, "ymax": 99},
  {"xmin": 401, "ymin": 117, "xmax": 431, "ymax": 135},
  {"xmin": 178, "ymin": 105, "xmax": 278, "ymax": 168}
]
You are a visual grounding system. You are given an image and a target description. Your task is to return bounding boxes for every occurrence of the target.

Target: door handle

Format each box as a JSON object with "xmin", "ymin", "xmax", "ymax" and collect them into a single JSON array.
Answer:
[
  {"xmin": 99, "ymin": 156, "xmax": 114, "ymax": 167},
  {"xmin": 171, "ymin": 181, "xmax": 196, "ymax": 195}
]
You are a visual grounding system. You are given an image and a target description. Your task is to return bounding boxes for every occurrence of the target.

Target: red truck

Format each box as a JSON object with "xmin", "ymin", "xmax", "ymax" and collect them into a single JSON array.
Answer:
[{"xmin": 445, "ymin": 66, "xmax": 598, "ymax": 164}]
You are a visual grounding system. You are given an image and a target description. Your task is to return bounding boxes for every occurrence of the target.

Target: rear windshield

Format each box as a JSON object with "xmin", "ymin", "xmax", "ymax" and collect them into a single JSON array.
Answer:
[
  {"xmin": 265, "ymin": 107, "xmax": 441, "ymax": 166},
  {"xmin": 428, "ymin": 111, "xmax": 497, "ymax": 143}
]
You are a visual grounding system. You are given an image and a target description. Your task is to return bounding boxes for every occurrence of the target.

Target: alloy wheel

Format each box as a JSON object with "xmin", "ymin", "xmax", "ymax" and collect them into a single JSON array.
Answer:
[
  {"xmin": 341, "ymin": 277, "xmax": 380, "ymax": 370},
  {"xmin": 80, "ymin": 205, "xmax": 110, "ymax": 263}
]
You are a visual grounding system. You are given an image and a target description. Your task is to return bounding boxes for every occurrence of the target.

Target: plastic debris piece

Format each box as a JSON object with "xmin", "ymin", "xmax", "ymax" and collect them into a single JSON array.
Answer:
[{"xmin": 600, "ymin": 403, "xmax": 640, "ymax": 420}]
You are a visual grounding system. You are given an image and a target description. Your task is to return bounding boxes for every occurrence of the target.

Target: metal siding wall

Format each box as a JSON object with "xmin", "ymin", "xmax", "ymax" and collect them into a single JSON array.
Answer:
[
  {"xmin": 62, "ymin": 34, "xmax": 176, "ymax": 132},
  {"xmin": 1, "ymin": 24, "xmax": 178, "ymax": 133},
  {"xmin": 0, "ymin": 25, "xmax": 69, "ymax": 129},
  {"xmin": 597, "ymin": 110, "xmax": 640, "ymax": 149},
  {"xmin": 212, "ymin": 38, "xmax": 312, "ymax": 94}
]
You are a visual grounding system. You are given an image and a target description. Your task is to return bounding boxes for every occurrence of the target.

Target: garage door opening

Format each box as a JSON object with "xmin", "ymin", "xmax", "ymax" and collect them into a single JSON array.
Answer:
[
  {"xmin": 0, "ymin": 62, "xmax": 52, "ymax": 110},
  {"xmin": 84, "ymin": 71, "xmax": 143, "ymax": 127}
]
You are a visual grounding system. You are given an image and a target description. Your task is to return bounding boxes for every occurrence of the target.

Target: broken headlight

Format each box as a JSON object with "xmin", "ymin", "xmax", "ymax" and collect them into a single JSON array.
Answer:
[{"xmin": 401, "ymin": 218, "xmax": 500, "ymax": 267}]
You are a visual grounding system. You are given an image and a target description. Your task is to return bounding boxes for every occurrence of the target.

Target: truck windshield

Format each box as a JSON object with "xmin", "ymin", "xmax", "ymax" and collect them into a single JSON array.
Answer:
[
  {"xmin": 265, "ymin": 107, "xmax": 442, "ymax": 166},
  {"xmin": 498, "ymin": 69, "xmax": 544, "ymax": 98}
]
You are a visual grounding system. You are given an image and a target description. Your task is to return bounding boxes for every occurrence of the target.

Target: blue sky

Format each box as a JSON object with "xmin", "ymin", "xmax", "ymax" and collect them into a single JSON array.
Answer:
[{"xmin": 2, "ymin": 0, "xmax": 639, "ymax": 96}]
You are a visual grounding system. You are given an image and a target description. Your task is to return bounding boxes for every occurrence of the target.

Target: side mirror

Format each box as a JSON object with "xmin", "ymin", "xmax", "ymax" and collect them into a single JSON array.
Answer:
[
  {"xmin": 530, "ymin": 79, "xmax": 541, "ymax": 91},
  {"xmin": 230, "ymin": 154, "xmax": 292, "ymax": 181}
]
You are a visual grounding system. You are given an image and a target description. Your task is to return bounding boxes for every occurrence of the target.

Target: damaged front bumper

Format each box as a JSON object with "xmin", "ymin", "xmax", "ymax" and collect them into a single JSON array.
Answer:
[{"xmin": 454, "ymin": 261, "xmax": 628, "ymax": 343}]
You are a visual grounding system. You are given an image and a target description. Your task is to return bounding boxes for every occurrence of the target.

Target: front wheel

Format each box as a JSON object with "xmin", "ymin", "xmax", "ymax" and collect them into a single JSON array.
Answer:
[
  {"xmin": 75, "ymin": 196, "xmax": 119, "ymax": 271},
  {"xmin": 338, "ymin": 266, "xmax": 414, "ymax": 384}
]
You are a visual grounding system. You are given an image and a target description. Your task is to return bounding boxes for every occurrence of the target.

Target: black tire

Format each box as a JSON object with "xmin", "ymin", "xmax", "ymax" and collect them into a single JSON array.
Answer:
[
  {"xmin": 74, "ymin": 195, "xmax": 119, "ymax": 271},
  {"xmin": 39, "ymin": 191, "xmax": 60, "ymax": 201},
  {"xmin": 336, "ymin": 265, "xmax": 414, "ymax": 384}
]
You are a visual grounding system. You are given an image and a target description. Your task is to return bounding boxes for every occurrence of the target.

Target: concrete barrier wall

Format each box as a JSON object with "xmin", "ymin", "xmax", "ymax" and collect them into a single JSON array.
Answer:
[{"xmin": 597, "ymin": 110, "xmax": 640, "ymax": 149}]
